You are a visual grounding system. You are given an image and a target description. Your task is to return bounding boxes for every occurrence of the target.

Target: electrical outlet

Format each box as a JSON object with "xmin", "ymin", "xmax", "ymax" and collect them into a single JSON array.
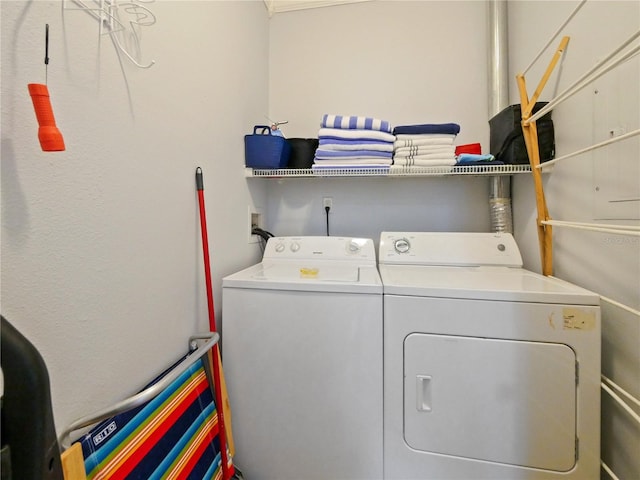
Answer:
[
  {"xmin": 248, "ymin": 206, "xmax": 263, "ymax": 244},
  {"xmin": 323, "ymin": 197, "xmax": 333, "ymax": 209}
]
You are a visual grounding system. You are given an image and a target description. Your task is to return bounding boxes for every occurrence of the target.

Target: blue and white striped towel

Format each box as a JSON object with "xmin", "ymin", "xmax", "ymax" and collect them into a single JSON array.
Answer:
[
  {"xmin": 313, "ymin": 159, "xmax": 393, "ymax": 166},
  {"xmin": 319, "ymin": 128, "xmax": 395, "ymax": 143},
  {"xmin": 315, "ymin": 148, "xmax": 393, "ymax": 160},
  {"xmin": 313, "ymin": 163, "xmax": 391, "ymax": 171},
  {"xmin": 319, "ymin": 138, "xmax": 394, "ymax": 152},
  {"xmin": 321, "ymin": 114, "xmax": 392, "ymax": 133}
]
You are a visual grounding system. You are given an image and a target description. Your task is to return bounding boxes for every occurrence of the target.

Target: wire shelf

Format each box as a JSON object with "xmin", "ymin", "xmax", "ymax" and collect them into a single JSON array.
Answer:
[{"xmin": 246, "ymin": 164, "xmax": 532, "ymax": 178}]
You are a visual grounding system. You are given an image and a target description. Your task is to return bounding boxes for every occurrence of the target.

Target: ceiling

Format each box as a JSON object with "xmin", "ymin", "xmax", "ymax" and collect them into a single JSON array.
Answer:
[{"xmin": 263, "ymin": 0, "xmax": 372, "ymax": 16}]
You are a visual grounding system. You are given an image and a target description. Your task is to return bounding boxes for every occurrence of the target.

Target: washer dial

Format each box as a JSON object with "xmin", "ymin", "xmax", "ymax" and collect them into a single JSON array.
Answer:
[
  {"xmin": 394, "ymin": 238, "xmax": 411, "ymax": 254},
  {"xmin": 347, "ymin": 240, "xmax": 362, "ymax": 254}
]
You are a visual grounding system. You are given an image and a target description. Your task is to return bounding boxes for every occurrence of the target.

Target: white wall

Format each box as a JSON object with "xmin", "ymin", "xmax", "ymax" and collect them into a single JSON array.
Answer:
[
  {"xmin": 1, "ymin": 0, "xmax": 269, "ymax": 434},
  {"xmin": 268, "ymin": 1, "xmax": 639, "ymax": 479},
  {"xmin": 2, "ymin": 1, "xmax": 638, "ymax": 478},
  {"xmin": 267, "ymin": 0, "xmax": 498, "ymax": 242},
  {"xmin": 507, "ymin": 3, "xmax": 640, "ymax": 479}
]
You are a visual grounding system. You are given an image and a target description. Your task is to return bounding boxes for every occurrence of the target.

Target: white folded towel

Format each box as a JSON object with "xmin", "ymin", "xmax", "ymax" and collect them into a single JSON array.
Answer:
[
  {"xmin": 393, "ymin": 157, "xmax": 457, "ymax": 167},
  {"xmin": 394, "ymin": 145, "xmax": 456, "ymax": 156},
  {"xmin": 394, "ymin": 151, "xmax": 456, "ymax": 161},
  {"xmin": 390, "ymin": 165, "xmax": 454, "ymax": 173},
  {"xmin": 394, "ymin": 134, "xmax": 457, "ymax": 147}
]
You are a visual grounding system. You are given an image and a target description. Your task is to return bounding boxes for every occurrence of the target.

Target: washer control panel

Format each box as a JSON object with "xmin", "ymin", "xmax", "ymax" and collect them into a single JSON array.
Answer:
[
  {"xmin": 379, "ymin": 232, "xmax": 523, "ymax": 267},
  {"xmin": 265, "ymin": 236, "xmax": 376, "ymax": 263}
]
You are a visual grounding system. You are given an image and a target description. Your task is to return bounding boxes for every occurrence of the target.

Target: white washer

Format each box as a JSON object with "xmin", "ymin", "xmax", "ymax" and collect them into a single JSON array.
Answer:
[
  {"xmin": 222, "ymin": 236, "xmax": 383, "ymax": 480},
  {"xmin": 379, "ymin": 232, "xmax": 601, "ymax": 480}
]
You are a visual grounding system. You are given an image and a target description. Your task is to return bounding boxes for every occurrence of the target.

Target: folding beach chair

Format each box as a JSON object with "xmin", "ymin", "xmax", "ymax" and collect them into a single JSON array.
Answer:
[
  {"xmin": 0, "ymin": 315, "xmax": 236, "ymax": 480},
  {"xmin": 59, "ymin": 333, "xmax": 236, "ymax": 480}
]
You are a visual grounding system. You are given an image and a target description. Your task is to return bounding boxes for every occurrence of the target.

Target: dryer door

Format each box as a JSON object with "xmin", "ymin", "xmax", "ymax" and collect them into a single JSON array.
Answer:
[{"xmin": 404, "ymin": 334, "xmax": 577, "ymax": 471}]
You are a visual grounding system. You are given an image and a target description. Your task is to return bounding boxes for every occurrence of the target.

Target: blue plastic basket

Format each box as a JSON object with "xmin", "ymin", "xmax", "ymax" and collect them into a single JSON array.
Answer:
[{"xmin": 244, "ymin": 125, "xmax": 291, "ymax": 169}]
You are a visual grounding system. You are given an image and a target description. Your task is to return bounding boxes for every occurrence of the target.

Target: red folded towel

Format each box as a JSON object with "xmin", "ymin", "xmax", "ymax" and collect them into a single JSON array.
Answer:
[{"xmin": 455, "ymin": 143, "xmax": 482, "ymax": 155}]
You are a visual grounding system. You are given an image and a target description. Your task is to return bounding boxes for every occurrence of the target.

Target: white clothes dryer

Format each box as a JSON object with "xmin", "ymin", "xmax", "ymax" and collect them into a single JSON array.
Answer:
[
  {"xmin": 379, "ymin": 232, "xmax": 601, "ymax": 480},
  {"xmin": 222, "ymin": 236, "xmax": 383, "ymax": 480}
]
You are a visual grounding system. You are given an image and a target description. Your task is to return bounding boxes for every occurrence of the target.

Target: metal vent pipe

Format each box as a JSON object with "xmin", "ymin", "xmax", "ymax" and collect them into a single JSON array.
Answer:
[{"xmin": 487, "ymin": 0, "xmax": 513, "ymax": 233}]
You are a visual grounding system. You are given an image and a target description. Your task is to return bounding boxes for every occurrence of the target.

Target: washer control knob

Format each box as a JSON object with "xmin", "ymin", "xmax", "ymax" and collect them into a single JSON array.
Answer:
[
  {"xmin": 290, "ymin": 242, "xmax": 301, "ymax": 252},
  {"xmin": 394, "ymin": 238, "xmax": 411, "ymax": 254},
  {"xmin": 274, "ymin": 242, "xmax": 285, "ymax": 253},
  {"xmin": 347, "ymin": 240, "xmax": 361, "ymax": 254}
]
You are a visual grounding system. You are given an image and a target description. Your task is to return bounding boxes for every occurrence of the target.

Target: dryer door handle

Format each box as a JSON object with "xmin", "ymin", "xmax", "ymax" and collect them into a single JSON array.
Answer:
[{"xmin": 416, "ymin": 375, "xmax": 432, "ymax": 412}]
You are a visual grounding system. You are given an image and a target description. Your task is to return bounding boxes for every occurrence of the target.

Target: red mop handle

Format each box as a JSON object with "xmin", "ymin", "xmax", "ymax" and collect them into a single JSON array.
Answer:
[
  {"xmin": 196, "ymin": 168, "xmax": 216, "ymax": 334},
  {"xmin": 28, "ymin": 83, "xmax": 65, "ymax": 152},
  {"xmin": 195, "ymin": 167, "xmax": 231, "ymax": 479}
]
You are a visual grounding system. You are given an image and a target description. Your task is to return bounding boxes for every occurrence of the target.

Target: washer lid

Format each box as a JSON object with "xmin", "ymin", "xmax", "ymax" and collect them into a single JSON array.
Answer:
[
  {"xmin": 223, "ymin": 236, "xmax": 382, "ymax": 293},
  {"xmin": 379, "ymin": 264, "xmax": 600, "ymax": 305},
  {"xmin": 256, "ymin": 263, "xmax": 359, "ymax": 282},
  {"xmin": 223, "ymin": 263, "xmax": 382, "ymax": 294}
]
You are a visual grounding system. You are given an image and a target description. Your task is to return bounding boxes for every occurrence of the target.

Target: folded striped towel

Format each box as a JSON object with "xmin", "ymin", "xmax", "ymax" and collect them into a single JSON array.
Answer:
[
  {"xmin": 394, "ymin": 151, "xmax": 456, "ymax": 161},
  {"xmin": 394, "ymin": 157, "xmax": 457, "ymax": 167},
  {"xmin": 313, "ymin": 158, "xmax": 393, "ymax": 166},
  {"xmin": 319, "ymin": 138, "xmax": 394, "ymax": 152},
  {"xmin": 393, "ymin": 123, "xmax": 460, "ymax": 136},
  {"xmin": 313, "ymin": 164, "xmax": 391, "ymax": 173},
  {"xmin": 322, "ymin": 114, "xmax": 392, "ymax": 133},
  {"xmin": 394, "ymin": 134, "xmax": 457, "ymax": 148},
  {"xmin": 394, "ymin": 145, "xmax": 456, "ymax": 157},
  {"xmin": 315, "ymin": 149, "xmax": 393, "ymax": 160},
  {"xmin": 390, "ymin": 165, "xmax": 454, "ymax": 173},
  {"xmin": 313, "ymin": 163, "xmax": 390, "ymax": 168},
  {"xmin": 319, "ymin": 128, "xmax": 396, "ymax": 143}
]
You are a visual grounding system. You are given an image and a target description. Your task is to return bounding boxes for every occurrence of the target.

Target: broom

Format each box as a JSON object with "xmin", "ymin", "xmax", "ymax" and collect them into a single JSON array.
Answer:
[{"xmin": 195, "ymin": 167, "xmax": 235, "ymax": 479}]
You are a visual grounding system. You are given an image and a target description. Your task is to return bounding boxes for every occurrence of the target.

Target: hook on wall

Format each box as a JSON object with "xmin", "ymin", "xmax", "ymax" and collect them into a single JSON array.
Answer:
[
  {"xmin": 44, "ymin": 23, "xmax": 49, "ymax": 82},
  {"xmin": 63, "ymin": 0, "xmax": 156, "ymax": 69}
]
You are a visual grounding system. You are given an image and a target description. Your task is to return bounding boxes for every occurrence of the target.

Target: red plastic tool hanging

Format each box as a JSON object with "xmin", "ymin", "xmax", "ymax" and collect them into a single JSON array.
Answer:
[{"xmin": 28, "ymin": 24, "xmax": 65, "ymax": 152}]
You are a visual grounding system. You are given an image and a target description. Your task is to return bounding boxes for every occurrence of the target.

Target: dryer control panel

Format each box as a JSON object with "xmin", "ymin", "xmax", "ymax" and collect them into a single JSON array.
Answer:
[
  {"xmin": 379, "ymin": 232, "xmax": 523, "ymax": 267},
  {"xmin": 264, "ymin": 236, "xmax": 377, "ymax": 264}
]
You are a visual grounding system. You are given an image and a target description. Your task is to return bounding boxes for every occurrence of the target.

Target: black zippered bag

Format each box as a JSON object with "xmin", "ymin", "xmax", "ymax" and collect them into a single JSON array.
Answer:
[{"xmin": 489, "ymin": 102, "xmax": 555, "ymax": 165}]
